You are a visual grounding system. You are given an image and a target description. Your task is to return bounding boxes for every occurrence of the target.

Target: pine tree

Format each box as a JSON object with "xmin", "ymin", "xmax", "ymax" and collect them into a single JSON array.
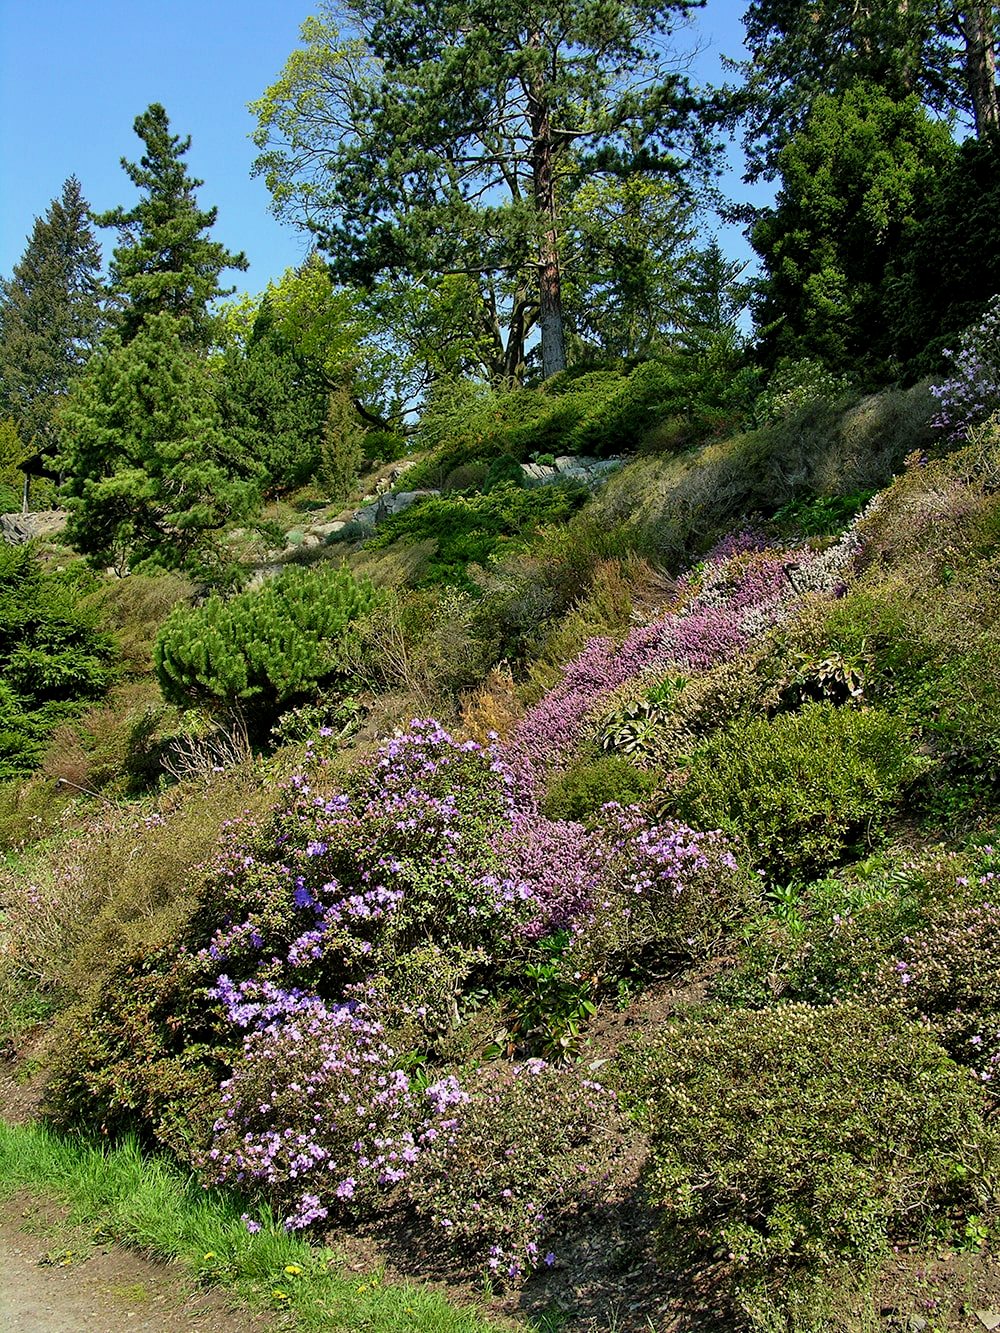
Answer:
[
  {"xmin": 60, "ymin": 313, "xmax": 261, "ymax": 575},
  {"xmin": 99, "ymin": 103, "xmax": 247, "ymax": 348},
  {"xmin": 0, "ymin": 177, "xmax": 104, "ymax": 475}
]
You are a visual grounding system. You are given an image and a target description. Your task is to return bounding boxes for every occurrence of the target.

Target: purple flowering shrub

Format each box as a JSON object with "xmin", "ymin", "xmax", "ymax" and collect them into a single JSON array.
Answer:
[
  {"xmin": 931, "ymin": 295, "xmax": 1000, "ymax": 441},
  {"xmin": 200, "ymin": 991, "xmax": 468, "ymax": 1227},
  {"xmin": 562, "ymin": 805, "xmax": 758, "ymax": 976},
  {"xmin": 197, "ymin": 720, "xmax": 526, "ymax": 1012},
  {"xmin": 492, "ymin": 804, "xmax": 757, "ymax": 972},
  {"xmin": 505, "ymin": 539, "xmax": 857, "ymax": 798},
  {"xmin": 405, "ymin": 1059, "xmax": 631, "ymax": 1283}
]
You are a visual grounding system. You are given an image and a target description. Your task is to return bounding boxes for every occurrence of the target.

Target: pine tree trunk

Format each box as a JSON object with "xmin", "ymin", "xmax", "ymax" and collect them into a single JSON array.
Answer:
[
  {"xmin": 962, "ymin": 5, "xmax": 1000, "ymax": 136},
  {"xmin": 527, "ymin": 46, "xmax": 567, "ymax": 380}
]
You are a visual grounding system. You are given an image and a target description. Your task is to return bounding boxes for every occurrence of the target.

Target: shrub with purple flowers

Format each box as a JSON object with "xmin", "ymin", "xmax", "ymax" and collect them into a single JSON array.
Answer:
[
  {"xmin": 565, "ymin": 805, "xmax": 759, "ymax": 978},
  {"xmin": 200, "ymin": 992, "xmax": 467, "ymax": 1227},
  {"xmin": 405, "ymin": 1059, "xmax": 631, "ymax": 1284},
  {"xmin": 196, "ymin": 720, "xmax": 526, "ymax": 1010},
  {"xmin": 505, "ymin": 540, "xmax": 857, "ymax": 798},
  {"xmin": 870, "ymin": 897, "xmax": 1000, "ymax": 1084},
  {"xmin": 931, "ymin": 295, "xmax": 1000, "ymax": 442}
]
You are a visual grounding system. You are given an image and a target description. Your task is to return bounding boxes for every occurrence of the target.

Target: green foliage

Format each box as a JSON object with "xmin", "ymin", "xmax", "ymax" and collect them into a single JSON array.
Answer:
[
  {"xmin": 673, "ymin": 703, "xmax": 925, "ymax": 881},
  {"xmin": 60, "ymin": 313, "xmax": 262, "ymax": 575},
  {"xmin": 869, "ymin": 898, "xmax": 1000, "ymax": 1082},
  {"xmin": 363, "ymin": 483, "xmax": 587, "ymax": 592},
  {"xmin": 542, "ymin": 754, "xmax": 659, "ymax": 822},
  {"xmin": 406, "ymin": 1062, "xmax": 629, "ymax": 1281},
  {"xmin": 572, "ymin": 361, "xmax": 689, "ymax": 456},
  {"xmin": 0, "ymin": 177, "xmax": 104, "ymax": 470},
  {"xmin": 216, "ymin": 299, "xmax": 328, "ymax": 494},
  {"xmin": 753, "ymin": 357, "xmax": 853, "ymax": 427},
  {"xmin": 752, "ymin": 83, "xmax": 955, "ymax": 380},
  {"xmin": 252, "ymin": 0, "xmax": 708, "ymax": 380},
  {"xmin": 154, "ymin": 564, "xmax": 375, "ymax": 733},
  {"xmin": 0, "ymin": 546, "xmax": 114, "ymax": 778},
  {"xmin": 317, "ymin": 386, "xmax": 365, "ymax": 501},
  {"xmin": 621, "ymin": 1003, "xmax": 998, "ymax": 1320},
  {"xmin": 98, "ymin": 103, "xmax": 247, "ymax": 349},
  {"xmin": 771, "ymin": 489, "xmax": 875, "ymax": 537},
  {"xmin": 715, "ymin": 845, "xmax": 994, "ymax": 1010},
  {"xmin": 481, "ymin": 454, "xmax": 525, "ymax": 492},
  {"xmin": 886, "ymin": 134, "xmax": 1000, "ymax": 378},
  {"xmin": 734, "ymin": 0, "xmax": 972, "ymax": 183},
  {"xmin": 498, "ymin": 932, "xmax": 597, "ymax": 1062}
]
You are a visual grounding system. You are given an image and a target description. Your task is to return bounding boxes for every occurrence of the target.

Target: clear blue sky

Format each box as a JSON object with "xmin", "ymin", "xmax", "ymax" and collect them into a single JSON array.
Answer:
[{"xmin": 0, "ymin": 0, "xmax": 764, "ymax": 298}]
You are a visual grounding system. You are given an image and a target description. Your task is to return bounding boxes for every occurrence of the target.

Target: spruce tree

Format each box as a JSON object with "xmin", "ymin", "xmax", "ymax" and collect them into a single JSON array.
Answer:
[
  {"xmin": 99, "ymin": 103, "xmax": 247, "ymax": 348},
  {"xmin": 60, "ymin": 313, "xmax": 261, "ymax": 575},
  {"xmin": 0, "ymin": 177, "xmax": 104, "ymax": 474}
]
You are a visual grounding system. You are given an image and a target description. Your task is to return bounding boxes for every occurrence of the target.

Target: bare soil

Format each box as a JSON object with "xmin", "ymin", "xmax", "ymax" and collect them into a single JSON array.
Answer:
[{"xmin": 0, "ymin": 1192, "xmax": 273, "ymax": 1333}]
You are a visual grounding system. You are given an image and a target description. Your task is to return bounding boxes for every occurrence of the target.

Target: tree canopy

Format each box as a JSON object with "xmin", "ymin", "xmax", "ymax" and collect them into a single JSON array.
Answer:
[
  {"xmin": 731, "ymin": 0, "xmax": 999, "ymax": 182},
  {"xmin": 99, "ymin": 103, "xmax": 248, "ymax": 348},
  {"xmin": 251, "ymin": 0, "xmax": 710, "ymax": 381}
]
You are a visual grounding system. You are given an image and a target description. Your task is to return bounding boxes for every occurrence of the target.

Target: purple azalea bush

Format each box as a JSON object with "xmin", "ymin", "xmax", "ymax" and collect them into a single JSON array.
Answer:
[
  {"xmin": 931, "ymin": 295, "xmax": 1000, "ymax": 441},
  {"xmin": 202, "ymin": 989, "xmax": 467, "ymax": 1226}
]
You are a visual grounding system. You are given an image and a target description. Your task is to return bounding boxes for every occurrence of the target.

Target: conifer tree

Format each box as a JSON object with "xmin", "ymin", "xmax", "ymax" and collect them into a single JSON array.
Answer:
[
  {"xmin": 0, "ymin": 177, "xmax": 104, "ymax": 480},
  {"xmin": 60, "ymin": 313, "xmax": 261, "ymax": 575},
  {"xmin": 99, "ymin": 103, "xmax": 247, "ymax": 348}
]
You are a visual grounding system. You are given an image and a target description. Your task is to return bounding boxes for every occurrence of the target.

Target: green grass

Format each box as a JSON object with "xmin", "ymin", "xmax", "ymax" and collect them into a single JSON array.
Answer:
[{"xmin": 0, "ymin": 1120, "xmax": 519, "ymax": 1332}]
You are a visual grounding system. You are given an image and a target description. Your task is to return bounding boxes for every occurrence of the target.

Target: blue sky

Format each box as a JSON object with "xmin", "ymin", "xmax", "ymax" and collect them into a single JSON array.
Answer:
[{"xmin": 1, "ymin": 0, "xmax": 765, "ymax": 298}]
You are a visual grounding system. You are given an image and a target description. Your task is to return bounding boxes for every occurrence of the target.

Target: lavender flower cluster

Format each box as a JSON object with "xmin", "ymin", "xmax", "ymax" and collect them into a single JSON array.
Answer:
[
  {"xmin": 930, "ymin": 295, "xmax": 1000, "ymax": 441},
  {"xmin": 201, "ymin": 991, "xmax": 468, "ymax": 1228},
  {"xmin": 506, "ymin": 537, "xmax": 856, "ymax": 796}
]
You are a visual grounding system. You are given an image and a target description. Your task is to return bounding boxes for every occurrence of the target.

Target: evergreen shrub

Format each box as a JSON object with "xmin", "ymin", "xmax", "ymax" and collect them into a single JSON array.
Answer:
[
  {"xmin": 673, "ymin": 703, "xmax": 924, "ymax": 881},
  {"xmin": 0, "ymin": 546, "xmax": 114, "ymax": 777},
  {"xmin": 154, "ymin": 564, "xmax": 375, "ymax": 733},
  {"xmin": 541, "ymin": 753, "xmax": 659, "ymax": 822},
  {"xmin": 363, "ymin": 483, "xmax": 587, "ymax": 591},
  {"xmin": 622, "ymin": 1003, "xmax": 998, "ymax": 1319}
]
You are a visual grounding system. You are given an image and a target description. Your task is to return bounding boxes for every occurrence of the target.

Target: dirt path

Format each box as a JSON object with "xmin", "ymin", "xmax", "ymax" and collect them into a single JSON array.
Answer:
[{"xmin": 0, "ymin": 1204, "xmax": 273, "ymax": 1333}]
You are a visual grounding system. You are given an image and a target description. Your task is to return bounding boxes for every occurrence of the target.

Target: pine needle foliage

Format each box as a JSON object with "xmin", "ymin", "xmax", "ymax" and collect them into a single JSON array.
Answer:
[{"xmin": 154, "ymin": 565, "xmax": 375, "ymax": 732}]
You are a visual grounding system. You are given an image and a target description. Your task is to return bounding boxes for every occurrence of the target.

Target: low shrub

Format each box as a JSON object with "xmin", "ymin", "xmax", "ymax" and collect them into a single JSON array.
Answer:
[
  {"xmin": 541, "ymin": 754, "xmax": 659, "ymax": 822},
  {"xmin": 406, "ymin": 1060, "xmax": 630, "ymax": 1283},
  {"xmin": 154, "ymin": 564, "xmax": 375, "ymax": 737},
  {"xmin": 362, "ymin": 483, "xmax": 588, "ymax": 592},
  {"xmin": 572, "ymin": 361, "xmax": 688, "ymax": 456},
  {"xmin": 931, "ymin": 294, "xmax": 1000, "ymax": 441},
  {"xmin": 715, "ymin": 844, "xmax": 997, "ymax": 1009},
  {"xmin": 621, "ymin": 1003, "xmax": 999, "ymax": 1320},
  {"xmin": 753, "ymin": 356, "xmax": 853, "ymax": 427},
  {"xmin": 869, "ymin": 897, "xmax": 1000, "ymax": 1083},
  {"xmin": 673, "ymin": 703, "xmax": 925, "ymax": 881},
  {"xmin": 201, "ymin": 994, "xmax": 465, "ymax": 1228}
]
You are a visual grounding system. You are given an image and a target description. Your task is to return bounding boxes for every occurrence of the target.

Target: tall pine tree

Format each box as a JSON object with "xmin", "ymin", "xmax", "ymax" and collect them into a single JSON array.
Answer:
[
  {"xmin": 99, "ymin": 103, "xmax": 247, "ymax": 348},
  {"xmin": 60, "ymin": 107, "xmax": 260, "ymax": 574},
  {"xmin": 0, "ymin": 177, "xmax": 104, "ymax": 497}
]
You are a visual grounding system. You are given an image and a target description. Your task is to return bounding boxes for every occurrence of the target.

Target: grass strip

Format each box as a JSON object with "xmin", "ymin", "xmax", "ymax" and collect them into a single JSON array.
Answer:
[{"xmin": 0, "ymin": 1120, "xmax": 518, "ymax": 1332}]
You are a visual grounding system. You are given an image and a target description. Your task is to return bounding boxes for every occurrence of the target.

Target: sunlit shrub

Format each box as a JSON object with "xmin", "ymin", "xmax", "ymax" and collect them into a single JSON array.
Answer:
[
  {"xmin": 673, "ymin": 703, "xmax": 925, "ymax": 881},
  {"xmin": 621, "ymin": 1003, "xmax": 999, "ymax": 1320},
  {"xmin": 406, "ymin": 1060, "xmax": 629, "ymax": 1282}
]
